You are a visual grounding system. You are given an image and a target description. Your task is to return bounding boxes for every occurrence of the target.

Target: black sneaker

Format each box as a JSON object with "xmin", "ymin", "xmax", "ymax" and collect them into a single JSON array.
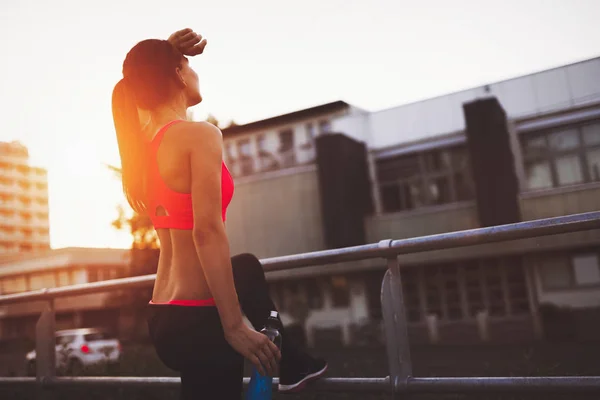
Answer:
[{"xmin": 278, "ymin": 356, "xmax": 328, "ymax": 393}]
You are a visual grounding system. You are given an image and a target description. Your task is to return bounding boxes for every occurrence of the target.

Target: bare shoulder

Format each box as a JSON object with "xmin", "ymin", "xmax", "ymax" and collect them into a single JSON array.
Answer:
[{"xmin": 176, "ymin": 121, "xmax": 222, "ymax": 151}]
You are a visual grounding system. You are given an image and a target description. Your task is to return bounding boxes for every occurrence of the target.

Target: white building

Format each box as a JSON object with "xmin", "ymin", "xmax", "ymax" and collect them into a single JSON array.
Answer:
[
  {"xmin": 0, "ymin": 142, "xmax": 50, "ymax": 254},
  {"xmin": 221, "ymin": 56, "xmax": 600, "ymax": 346}
]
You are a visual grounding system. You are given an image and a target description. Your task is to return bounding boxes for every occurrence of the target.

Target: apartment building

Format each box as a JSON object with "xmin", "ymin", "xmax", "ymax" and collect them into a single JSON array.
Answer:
[
  {"xmin": 0, "ymin": 248, "xmax": 130, "ymax": 341},
  {"xmin": 0, "ymin": 142, "xmax": 50, "ymax": 254}
]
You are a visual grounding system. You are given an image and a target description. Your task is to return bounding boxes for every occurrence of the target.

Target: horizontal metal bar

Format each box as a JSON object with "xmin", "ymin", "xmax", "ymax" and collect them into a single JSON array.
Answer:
[
  {"xmin": 2, "ymin": 376, "xmax": 600, "ymax": 393},
  {"xmin": 405, "ymin": 376, "xmax": 600, "ymax": 393},
  {"xmin": 1, "ymin": 211, "xmax": 599, "ymax": 306},
  {"xmin": 0, "ymin": 376, "xmax": 391, "ymax": 393},
  {"xmin": 263, "ymin": 211, "xmax": 600, "ymax": 270},
  {"xmin": 387, "ymin": 210, "xmax": 600, "ymax": 256},
  {"xmin": 0, "ymin": 274, "xmax": 156, "ymax": 306}
]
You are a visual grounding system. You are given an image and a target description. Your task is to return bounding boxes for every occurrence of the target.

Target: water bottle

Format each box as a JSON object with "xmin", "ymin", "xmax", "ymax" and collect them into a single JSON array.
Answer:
[{"xmin": 245, "ymin": 311, "xmax": 282, "ymax": 400}]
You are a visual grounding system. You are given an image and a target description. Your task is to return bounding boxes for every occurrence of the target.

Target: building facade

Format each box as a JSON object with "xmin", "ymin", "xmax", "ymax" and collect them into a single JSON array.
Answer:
[
  {"xmin": 221, "ymin": 56, "xmax": 600, "ymax": 346},
  {"xmin": 0, "ymin": 248, "xmax": 130, "ymax": 341},
  {"xmin": 0, "ymin": 142, "xmax": 50, "ymax": 254}
]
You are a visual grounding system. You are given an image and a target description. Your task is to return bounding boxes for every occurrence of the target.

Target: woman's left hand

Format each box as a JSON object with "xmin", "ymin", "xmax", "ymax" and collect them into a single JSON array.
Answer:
[{"xmin": 168, "ymin": 28, "xmax": 207, "ymax": 56}]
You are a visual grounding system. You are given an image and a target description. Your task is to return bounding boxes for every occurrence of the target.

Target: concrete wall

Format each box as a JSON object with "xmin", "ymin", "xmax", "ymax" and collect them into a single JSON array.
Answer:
[
  {"xmin": 225, "ymin": 166, "xmax": 326, "ymax": 258},
  {"xmin": 520, "ymin": 183, "xmax": 600, "ymax": 220},
  {"xmin": 365, "ymin": 201, "xmax": 479, "ymax": 242}
]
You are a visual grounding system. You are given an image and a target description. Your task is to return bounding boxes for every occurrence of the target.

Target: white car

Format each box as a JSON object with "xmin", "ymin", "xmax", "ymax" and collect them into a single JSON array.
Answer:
[{"xmin": 25, "ymin": 328, "xmax": 122, "ymax": 375}]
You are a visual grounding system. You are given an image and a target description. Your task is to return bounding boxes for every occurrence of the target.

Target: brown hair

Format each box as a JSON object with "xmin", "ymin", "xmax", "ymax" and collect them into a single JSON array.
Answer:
[{"xmin": 111, "ymin": 39, "xmax": 184, "ymax": 214}]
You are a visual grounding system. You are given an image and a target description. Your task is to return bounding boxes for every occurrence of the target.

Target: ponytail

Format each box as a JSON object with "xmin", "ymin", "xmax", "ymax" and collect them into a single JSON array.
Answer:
[{"xmin": 111, "ymin": 79, "xmax": 147, "ymax": 214}]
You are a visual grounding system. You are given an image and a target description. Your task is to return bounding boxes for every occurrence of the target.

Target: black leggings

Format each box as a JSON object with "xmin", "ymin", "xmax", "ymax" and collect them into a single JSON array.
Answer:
[{"xmin": 147, "ymin": 253, "xmax": 298, "ymax": 400}]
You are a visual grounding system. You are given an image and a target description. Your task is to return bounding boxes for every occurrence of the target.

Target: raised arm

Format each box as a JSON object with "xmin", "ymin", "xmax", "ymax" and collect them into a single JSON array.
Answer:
[{"xmin": 168, "ymin": 28, "xmax": 207, "ymax": 56}]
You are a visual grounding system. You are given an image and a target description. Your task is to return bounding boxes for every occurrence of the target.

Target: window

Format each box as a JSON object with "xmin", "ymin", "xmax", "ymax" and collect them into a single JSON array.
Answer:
[
  {"xmin": 88, "ymin": 268, "xmax": 98, "ymax": 283},
  {"xmin": 223, "ymin": 141, "xmax": 235, "ymax": 167},
  {"xmin": 57, "ymin": 270, "xmax": 70, "ymax": 286},
  {"xmin": 256, "ymin": 134, "xmax": 279, "ymax": 172},
  {"xmin": 84, "ymin": 332, "xmax": 113, "ymax": 341},
  {"xmin": 29, "ymin": 273, "xmax": 55, "ymax": 290},
  {"xmin": 538, "ymin": 251, "xmax": 600, "ymax": 290},
  {"xmin": 318, "ymin": 120, "xmax": 331, "ymax": 134},
  {"xmin": 306, "ymin": 123, "xmax": 316, "ymax": 143},
  {"xmin": 408, "ymin": 258, "xmax": 529, "ymax": 322},
  {"xmin": 1, "ymin": 276, "xmax": 27, "ymax": 294},
  {"xmin": 330, "ymin": 275, "xmax": 350, "ymax": 308},
  {"xmin": 278, "ymin": 129, "xmax": 296, "ymax": 167},
  {"xmin": 304, "ymin": 278, "xmax": 323, "ymax": 310},
  {"xmin": 376, "ymin": 146, "xmax": 474, "ymax": 213},
  {"xmin": 56, "ymin": 335, "xmax": 76, "ymax": 346},
  {"xmin": 521, "ymin": 122, "xmax": 600, "ymax": 190},
  {"xmin": 573, "ymin": 254, "xmax": 600, "ymax": 285},
  {"xmin": 236, "ymin": 139, "xmax": 254, "ymax": 176}
]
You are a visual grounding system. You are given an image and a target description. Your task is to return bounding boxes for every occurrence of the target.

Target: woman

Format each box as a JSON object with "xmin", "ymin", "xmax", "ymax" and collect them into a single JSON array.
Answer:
[{"xmin": 111, "ymin": 29, "xmax": 327, "ymax": 399}]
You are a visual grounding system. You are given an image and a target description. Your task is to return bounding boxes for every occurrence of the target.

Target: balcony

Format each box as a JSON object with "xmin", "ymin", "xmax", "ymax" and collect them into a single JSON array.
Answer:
[
  {"xmin": 28, "ymin": 233, "xmax": 50, "ymax": 245},
  {"xmin": 0, "ymin": 213, "xmax": 19, "ymax": 228},
  {"xmin": 0, "ymin": 199, "xmax": 18, "ymax": 211}
]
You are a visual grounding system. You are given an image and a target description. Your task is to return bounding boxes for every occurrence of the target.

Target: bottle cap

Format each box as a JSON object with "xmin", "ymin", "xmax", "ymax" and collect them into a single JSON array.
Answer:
[{"xmin": 270, "ymin": 311, "xmax": 278, "ymax": 318}]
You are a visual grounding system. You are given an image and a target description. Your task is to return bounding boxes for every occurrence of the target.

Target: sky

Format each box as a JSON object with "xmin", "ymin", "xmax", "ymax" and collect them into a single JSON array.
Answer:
[{"xmin": 1, "ymin": 0, "xmax": 599, "ymax": 250}]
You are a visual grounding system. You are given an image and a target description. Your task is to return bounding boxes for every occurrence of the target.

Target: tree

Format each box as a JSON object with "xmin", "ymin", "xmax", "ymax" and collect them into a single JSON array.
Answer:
[
  {"xmin": 107, "ymin": 165, "xmax": 158, "ymax": 339},
  {"xmin": 108, "ymin": 165, "xmax": 159, "ymax": 278},
  {"xmin": 205, "ymin": 113, "xmax": 220, "ymax": 127}
]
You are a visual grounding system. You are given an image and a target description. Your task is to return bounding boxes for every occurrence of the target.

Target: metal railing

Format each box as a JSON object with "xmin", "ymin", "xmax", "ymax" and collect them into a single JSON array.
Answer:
[{"xmin": 1, "ymin": 211, "xmax": 600, "ymax": 397}]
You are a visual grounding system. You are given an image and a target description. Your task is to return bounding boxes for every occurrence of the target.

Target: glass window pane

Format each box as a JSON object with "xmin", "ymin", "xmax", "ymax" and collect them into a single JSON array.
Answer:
[
  {"xmin": 424, "ymin": 150, "xmax": 452, "ymax": 172},
  {"xmin": 305, "ymin": 279, "xmax": 323, "ymax": 310},
  {"xmin": 84, "ymin": 332, "xmax": 113, "ymax": 341},
  {"xmin": 582, "ymin": 123, "xmax": 600, "ymax": 146},
  {"xmin": 450, "ymin": 146, "xmax": 470, "ymax": 169},
  {"xmin": 548, "ymin": 128, "xmax": 580, "ymax": 151},
  {"xmin": 237, "ymin": 139, "xmax": 252, "ymax": 157},
  {"xmin": 318, "ymin": 120, "xmax": 331, "ymax": 134},
  {"xmin": 330, "ymin": 276, "xmax": 350, "ymax": 308},
  {"xmin": 555, "ymin": 155, "xmax": 583, "ymax": 185},
  {"xmin": 572, "ymin": 254, "xmax": 600, "ymax": 286},
  {"xmin": 522, "ymin": 135, "xmax": 548, "ymax": 158},
  {"xmin": 88, "ymin": 269, "xmax": 98, "ymax": 283},
  {"xmin": 376, "ymin": 162, "xmax": 402, "ymax": 182},
  {"xmin": 405, "ymin": 181, "xmax": 423, "ymax": 209},
  {"xmin": 380, "ymin": 184, "xmax": 401, "ymax": 212},
  {"xmin": 58, "ymin": 271, "xmax": 70, "ymax": 286},
  {"xmin": 378, "ymin": 155, "xmax": 421, "ymax": 180},
  {"xmin": 237, "ymin": 139, "xmax": 254, "ymax": 175},
  {"xmin": 525, "ymin": 161, "xmax": 553, "ymax": 189},
  {"xmin": 586, "ymin": 148, "xmax": 600, "ymax": 182},
  {"xmin": 428, "ymin": 177, "xmax": 452, "ymax": 205},
  {"xmin": 539, "ymin": 255, "xmax": 571, "ymax": 290},
  {"xmin": 278, "ymin": 129, "xmax": 294, "ymax": 153},
  {"xmin": 454, "ymin": 171, "xmax": 475, "ymax": 201}
]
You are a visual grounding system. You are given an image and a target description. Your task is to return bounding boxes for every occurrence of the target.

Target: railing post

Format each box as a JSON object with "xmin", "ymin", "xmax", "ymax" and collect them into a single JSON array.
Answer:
[
  {"xmin": 36, "ymin": 299, "xmax": 56, "ymax": 380},
  {"xmin": 380, "ymin": 239, "xmax": 413, "ymax": 398}
]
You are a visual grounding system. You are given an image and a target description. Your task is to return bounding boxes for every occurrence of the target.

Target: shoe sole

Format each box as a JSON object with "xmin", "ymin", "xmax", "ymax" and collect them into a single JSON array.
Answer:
[{"xmin": 278, "ymin": 363, "xmax": 328, "ymax": 393}]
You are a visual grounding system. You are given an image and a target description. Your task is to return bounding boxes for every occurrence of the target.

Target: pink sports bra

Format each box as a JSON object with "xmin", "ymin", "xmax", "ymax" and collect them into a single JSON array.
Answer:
[{"xmin": 146, "ymin": 120, "xmax": 235, "ymax": 230}]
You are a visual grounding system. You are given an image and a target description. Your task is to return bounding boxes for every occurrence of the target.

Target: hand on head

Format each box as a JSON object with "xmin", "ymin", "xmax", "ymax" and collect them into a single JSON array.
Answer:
[{"xmin": 168, "ymin": 28, "xmax": 207, "ymax": 56}]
